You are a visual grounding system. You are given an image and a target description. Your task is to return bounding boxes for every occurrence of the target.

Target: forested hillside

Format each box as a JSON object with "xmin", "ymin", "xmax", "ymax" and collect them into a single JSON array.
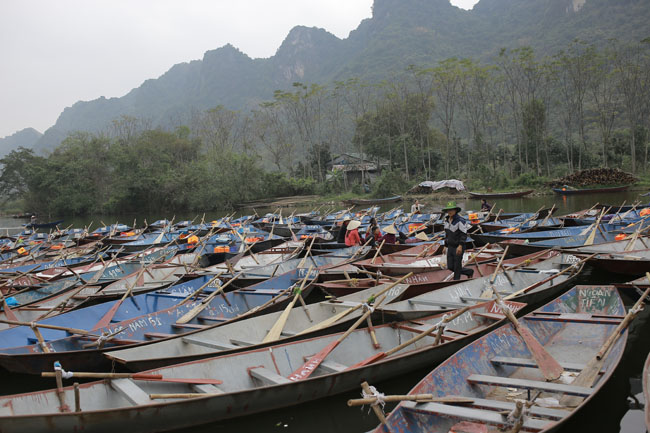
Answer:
[{"xmin": 1, "ymin": 0, "xmax": 649, "ymax": 215}]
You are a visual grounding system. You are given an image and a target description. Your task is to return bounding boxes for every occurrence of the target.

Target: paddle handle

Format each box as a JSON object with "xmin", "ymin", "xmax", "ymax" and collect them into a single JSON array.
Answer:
[
  {"xmin": 596, "ymin": 279, "xmax": 650, "ymax": 360},
  {"xmin": 348, "ymin": 394, "xmax": 473, "ymax": 406},
  {"xmin": 504, "ymin": 254, "xmax": 593, "ymax": 300}
]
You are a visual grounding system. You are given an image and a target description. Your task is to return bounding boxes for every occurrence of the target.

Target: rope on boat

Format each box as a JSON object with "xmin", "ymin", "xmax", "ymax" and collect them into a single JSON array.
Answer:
[
  {"xmin": 361, "ymin": 384, "xmax": 386, "ymax": 412},
  {"xmin": 505, "ymin": 400, "xmax": 528, "ymax": 428},
  {"xmin": 54, "ymin": 361, "xmax": 74, "ymax": 379},
  {"xmin": 362, "ymin": 303, "xmax": 375, "ymax": 314}
]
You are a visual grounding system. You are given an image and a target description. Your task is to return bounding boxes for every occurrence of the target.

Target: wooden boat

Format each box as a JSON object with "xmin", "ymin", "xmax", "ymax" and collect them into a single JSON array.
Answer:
[
  {"xmin": 22, "ymin": 219, "xmax": 65, "ymax": 230},
  {"xmin": 353, "ymin": 244, "xmax": 498, "ymax": 276},
  {"xmin": 104, "ymin": 281, "xmax": 414, "ymax": 371},
  {"xmin": 552, "ymin": 184, "xmax": 630, "ymax": 195},
  {"xmin": 379, "ymin": 251, "xmax": 584, "ymax": 320},
  {"xmin": 0, "ymin": 267, "xmax": 319, "ymax": 374},
  {"xmin": 342, "ymin": 195, "xmax": 402, "ymax": 206},
  {"xmin": 317, "ymin": 249, "xmax": 554, "ymax": 298},
  {"xmin": 499, "ymin": 230, "xmax": 619, "ymax": 257},
  {"xmin": 372, "ymin": 285, "xmax": 627, "ymax": 433},
  {"xmin": 472, "ymin": 223, "xmax": 588, "ymax": 246},
  {"xmin": 468, "ymin": 190, "xmax": 533, "ymax": 199},
  {"xmin": 0, "ymin": 298, "xmax": 523, "ymax": 432}
]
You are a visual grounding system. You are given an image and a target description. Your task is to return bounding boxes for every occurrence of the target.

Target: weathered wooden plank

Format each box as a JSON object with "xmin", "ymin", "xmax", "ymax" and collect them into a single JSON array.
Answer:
[
  {"xmin": 451, "ymin": 395, "xmax": 570, "ymax": 420},
  {"xmin": 182, "ymin": 336, "xmax": 236, "ymax": 350},
  {"xmin": 467, "ymin": 374, "xmax": 593, "ymax": 396},
  {"xmin": 491, "ymin": 356, "xmax": 597, "ymax": 372},
  {"xmin": 110, "ymin": 378, "xmax": 153, "ymax": 406},
  {"xmin": 249, "ymin": 367, "xmax": 291, "ymax": 386},
  {"xmin": 401, "ymin": 401, "xmax": 549, "ymax": 431}
]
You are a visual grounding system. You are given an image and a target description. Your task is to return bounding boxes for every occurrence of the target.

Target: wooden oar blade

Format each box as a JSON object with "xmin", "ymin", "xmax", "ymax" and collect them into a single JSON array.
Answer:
[
  {"xmin": 287, "ymin": 340, "xmax": 339, "ymax": 381},
  {"xmin": 516, "ymin": 325, "xmax": 563, "ymax": 381}
]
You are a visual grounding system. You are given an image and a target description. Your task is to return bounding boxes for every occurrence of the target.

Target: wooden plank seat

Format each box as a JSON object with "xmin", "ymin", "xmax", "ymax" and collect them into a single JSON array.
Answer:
[
  {"xmin": 467, "ymin": 374, "xmax": 593, "ymax": 397},
  {"xmin": 229, "ymin": 338, "xmax": 258, "ymax": 347},
  {"xmin": 196, "ymin": 316, "xmax": 228, "ymax": 322},
  {"xmin": 171, "ymin": 323, "xmax": 209, "ymax": 330},
  {"xmin": 110, "ymin": 378, "xmax": 153, "ymax": 406},
  {"xmin": 490, "ymin": 356, "xmax": 603, "ymax": 373},
  {"xmin": 401, "ymin": 401, "xmax": 550, "ymax": 431},
  {"xmin": 191, "ymin": 383, "xmax": 224, "ymax": 394},
  {"xmin": 471, "ymin": 312, "xmax": 504, "ymax": 321},
  {"xmin": 144, "ymin": 332, "xmax": 174, "ymax": 339},
  {"xmin": 182, "ymin": 336, "xmax": 237, "ymax": 350},
  {"xmin": 248, "ymin": 367, "xmax": 291, "ymax": 386},
  {"xmin": 525, "ymin": 312, "xmax": 623, "ymax": 325},
  {"xmin": 449, "ymin": 395, "xmax": 570, "ymax": 421},
  {"xmin": 301, "ymin": 355, "xmax": 348, "ymax": 373},
  {"xmin": 408, "ymin": 299, "xmax": 469, "ymax": 309},
  {"xmin": 395, "ymin": 323, "xmax": 455, "ymax": 341}
]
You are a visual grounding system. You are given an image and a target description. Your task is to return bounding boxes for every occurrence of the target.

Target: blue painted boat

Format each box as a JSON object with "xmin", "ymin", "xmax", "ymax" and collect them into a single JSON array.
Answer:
[
  {"xmin": 373, "ymin": 285, "xmax": 627, "ymax": 433},
  {"xmin": 0, "ymin": 267, "xmax": 319, "ymax": 374}
]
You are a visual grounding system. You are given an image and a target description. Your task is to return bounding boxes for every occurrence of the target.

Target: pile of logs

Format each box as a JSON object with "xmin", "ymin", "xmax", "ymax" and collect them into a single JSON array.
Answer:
[{"xmin": 548, "ymin": 168, "xmax": 637, "ymax": 187}]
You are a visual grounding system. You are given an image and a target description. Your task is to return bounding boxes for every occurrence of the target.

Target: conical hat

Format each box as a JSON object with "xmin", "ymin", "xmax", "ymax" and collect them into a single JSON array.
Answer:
[
  {"xmin": 383, "ymin": 225, "xmax": 397, "ymax": 235},
  {"xmin": 415, "ymin": 231, "xmax": 429, "ymax": 241},
  {"xmin": 347, "ymin": 220, "xmax": 361, "ymax": 230}
]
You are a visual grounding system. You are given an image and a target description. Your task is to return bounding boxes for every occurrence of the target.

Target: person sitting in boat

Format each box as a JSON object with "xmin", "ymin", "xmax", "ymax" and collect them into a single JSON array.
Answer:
[
  {"xmin": 443, "ymin": 201, "xmax": 474, "ymax": 281},
  {"xmin": 345, "ymin": 220, "xmax": 362, "ymax": 246},
  {"xmin": 481, "ymin": 199, "xmax": 491, "ymax": 212},
  {"xmin": 365, "ymin": 224, "xmax": 381, "ymax": 246},
  {"xmin": 337, "ymin": 216, "xmax": 350, "ymax": 244},
  {"xmin": 379, "ymin": 224, "xmax": 398, "ymax": 244},
  {"xmin": 410, "ymin": 200, "xmax": 422, "ymax": 215}
]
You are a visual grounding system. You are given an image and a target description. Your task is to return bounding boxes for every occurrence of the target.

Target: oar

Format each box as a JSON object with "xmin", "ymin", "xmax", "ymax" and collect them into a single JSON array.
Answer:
[
  {"xmin": 42, "ymin": 371, "xmax": 222, "ymax": 385},
  {"xmin": 370, "ymin": 240, "xmax": 385, "ymax": 264},
  {"xmin": 503, "ymin": 253, "xmax": 594, "ymax": 300},
  {"xmin": 0, "ymin": 319, "xmax": 91, "ymax": 335},
  {"xmin": 480, "ymin": 245, "xmax": 510, "ymax": 299},
  {"xmin": 349, "ymin": 304, "xmax": 474, "ymax": 369},
  {"xmin": 287, "ymin": 273, "xmax": 413, "ymax": 381},
  {"xmin": 175, "ymin": 273, "xmax": 242, "ymax": 324},
  {"xmin": 91, "ymin": 266, "xmax": 148, "ymax": 330},
  {"xmin": 559, "ymin": 279, "xmax": 650, "ymax": 407},
  {"xmin": 262, "ymin": 266, "xmax": 314, "ymax": 343},
  {"xmin": 492, "ymin": 289, "xmax": 564, "ymax": 381},
  {"xmin": 583, "ymin": 208, "xmax": 607, "ymax": 246}
]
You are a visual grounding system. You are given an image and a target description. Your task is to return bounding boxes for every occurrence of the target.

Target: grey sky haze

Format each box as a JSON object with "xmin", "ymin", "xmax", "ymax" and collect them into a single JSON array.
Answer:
[{"xmin": 0, "ymin": 0, "xmax": 479, "ymax": 138}]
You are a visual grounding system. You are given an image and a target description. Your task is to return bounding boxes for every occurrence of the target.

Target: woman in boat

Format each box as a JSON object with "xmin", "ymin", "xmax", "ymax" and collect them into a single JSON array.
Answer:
[
  {"xmin": 481, "ymin": 199, "xmax": 491, "ymax": 212},
  {"xmin": 379, "ymin": 224, "xmax": 398, "ymax": 244},
  {"xmin": 337, "ymin": 216, "xmax": 350, "ymax": 243},
  {"xmin": 410, "ymin": 199, "xmax": 422, "ymax": 214},
  {"xmin": 345, "ymin": 220, "xmax": 362, "ymax": 246},
  {"xmin": 443, "ymin": 201, "xmax": 474, "ymax": 281},
  {"xmin": 365, "ymin": 224, "xmax": 381, "ymax": 245}
]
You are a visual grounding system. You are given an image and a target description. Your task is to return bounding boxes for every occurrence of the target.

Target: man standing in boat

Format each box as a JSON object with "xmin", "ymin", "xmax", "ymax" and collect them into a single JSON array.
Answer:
[{"xmin": 443, "ymin": 201, "xmax": 474, "ymax": 280}]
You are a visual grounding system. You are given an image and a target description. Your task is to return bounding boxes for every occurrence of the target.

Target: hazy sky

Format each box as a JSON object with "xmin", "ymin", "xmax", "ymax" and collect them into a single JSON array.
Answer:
[{"xmin": 0, "ymin": 0, "xmax": 479, "ymax": 138}]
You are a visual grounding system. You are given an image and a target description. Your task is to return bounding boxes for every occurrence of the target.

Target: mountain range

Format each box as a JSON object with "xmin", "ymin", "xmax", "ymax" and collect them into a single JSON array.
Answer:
[{"xmin": 3, "ymin": 0, "xmax": 649, "ymax": 154}]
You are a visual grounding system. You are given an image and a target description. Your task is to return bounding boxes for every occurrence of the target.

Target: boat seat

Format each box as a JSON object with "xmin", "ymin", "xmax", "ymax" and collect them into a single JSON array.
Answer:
[
  {"xmin": 471, "ymin": 312, "xmax": 505, "ymax": 321},
  {"xmin": 467, "ymin": 374, "xmax": 593, "ymax": 397},
  {"xmin": 196, "ymin": 316, "xmax": 227, "ymax": 322},
  {"xmin": 401, "ymin": 401, "xmax": 549, "ymax": 431},
  {"xmin": 317, "ymin": 360, "xmax": 348, "ymax": 374},
  {"xmin": 191, "ymin": 383, "xmax": 224, "ymax": 394},
  {"xmin": 394, "ymin": 323, "xmax": 454, "ymax": 341},
  {"xmin": 408, "ymin": 299, "xmax": 469, "ymax": 308},
  {"xmin": 449, "ymin": 395, "xmax": 570, "ymax": 421},
  {"xmin": 248, "ymin": 366, "xmax": 291, "ymax": 386},
  {"xmin": 524, "ymin": 312, "xmax": 622, "ymax": 325},
  {"xmin": 229, "ymin": 338, "xmax": 258, "ymax": 347},
  {"xmin": 460, "ymin": 296, "xmax": 495, "ymax": 303},
  {"xmin": 490, "ymin": 356, "xmax": 603, "ymax": 374},
  {"xmin": 144, "ymin": 332, "xmax": 175, "ymax": 339},
  {"xmin": 182, "ymin": 336, "xmax": 237, "ymax": 350},
  {"xmin": 172, "ymin": 323, "xmax": 208, "ymax": 330},
  {"xmin": 110, "ymin": 378, "xmax": 153, "ymax": 406}
]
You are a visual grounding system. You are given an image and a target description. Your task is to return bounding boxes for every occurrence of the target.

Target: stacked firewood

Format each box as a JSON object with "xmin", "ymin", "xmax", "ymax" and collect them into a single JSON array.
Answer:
[{"xmin": 548, "ymin": 168, "xmax": 637, "ymax": 187}]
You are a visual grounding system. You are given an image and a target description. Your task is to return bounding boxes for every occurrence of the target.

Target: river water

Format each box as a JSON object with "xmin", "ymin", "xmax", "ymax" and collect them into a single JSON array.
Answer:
[{"xmin": 1, "ymin": 189, "xmax": 649, "ymax": 432}]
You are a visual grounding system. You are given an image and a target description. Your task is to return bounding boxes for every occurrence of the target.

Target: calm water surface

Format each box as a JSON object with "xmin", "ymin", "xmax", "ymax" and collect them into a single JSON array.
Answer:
[{"xmin": 1, "ymin": 189, "xmax": 649, "ymax": 432}]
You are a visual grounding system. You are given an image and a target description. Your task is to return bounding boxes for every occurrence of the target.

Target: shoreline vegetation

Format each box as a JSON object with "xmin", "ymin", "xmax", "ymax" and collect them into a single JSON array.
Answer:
[{"xmin": 1, "ymin": 39, "xmax": 649, "ymax": 217}]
